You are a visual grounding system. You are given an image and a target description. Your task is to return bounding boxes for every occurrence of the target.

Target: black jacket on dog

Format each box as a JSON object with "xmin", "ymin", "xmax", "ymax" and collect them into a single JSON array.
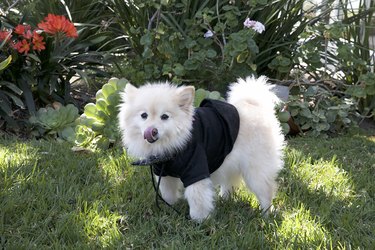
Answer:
[{"xmin": 153, "ymin": 99, "xmax": 240, "ymax": 188}]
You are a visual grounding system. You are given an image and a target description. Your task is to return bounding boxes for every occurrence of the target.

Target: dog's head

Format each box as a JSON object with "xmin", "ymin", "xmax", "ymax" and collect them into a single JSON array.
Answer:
[{"xmin": 118, "ymin": 82, "xmax": 195, "ymax": 158}]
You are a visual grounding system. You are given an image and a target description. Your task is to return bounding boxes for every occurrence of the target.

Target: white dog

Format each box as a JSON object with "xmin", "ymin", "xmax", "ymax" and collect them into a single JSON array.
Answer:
[{"xmin": 118, "ymin": 76, "xmax": 284, "ymax": 222}]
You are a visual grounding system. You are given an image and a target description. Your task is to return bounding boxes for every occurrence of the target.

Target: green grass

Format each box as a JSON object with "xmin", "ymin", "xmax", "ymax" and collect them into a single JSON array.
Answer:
[{"xmin": 0, "ymin": 134, "xmax": 374, "ymax": 249}]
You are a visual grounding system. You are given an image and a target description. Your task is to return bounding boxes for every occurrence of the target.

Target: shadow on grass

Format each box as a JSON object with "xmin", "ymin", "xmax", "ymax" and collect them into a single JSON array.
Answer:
[
  {"xmin": 0, "ymin": 139, "xmax": 141, "ymax": 248},
  {"xmin": 1, "ymin": 134, "xmax": 373, "ymax": 248},
  {"xmin": 278, "ymin": 134, "xmax": 375, "ymax": 248}
]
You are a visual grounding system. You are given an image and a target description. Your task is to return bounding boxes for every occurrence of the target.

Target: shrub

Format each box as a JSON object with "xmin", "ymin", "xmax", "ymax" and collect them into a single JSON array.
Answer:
[
  {"xmin": 293, "ymin": 1, "xmax": 375, "ymax": 119},
  {"xmin": 109, "ymin": 0, "xmax": 317, "ymax": 91},
  {"xmin": 0, "ymin": 54, "xmax": 24, "ymax": 126},
  {"xmin": 0, "ymin": 6, "xmax": 113, "ymax": 129},
  {"xmin": 287, "ymin": 85, "xmax": 356, "ymax": 137}
]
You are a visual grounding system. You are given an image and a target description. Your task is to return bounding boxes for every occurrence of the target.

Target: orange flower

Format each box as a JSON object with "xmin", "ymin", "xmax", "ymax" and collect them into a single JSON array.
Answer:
[
  {"xmin": 38, "ymin": 14, "xmax": 78, "ymax": 38},
  {"xmin": 0, "ymin": 29, "xmax": 12, "ymax": 42},
  {"xmin": 15, "ymin": 39, "xmax": 30, "ymax": 54},
  {"xmin": 32, "ymin": 31, "xmax": 46, "ymax": 52},
  {"xmin": 14, "ymin": 24, "xmax": 32, "ymax": 39}
]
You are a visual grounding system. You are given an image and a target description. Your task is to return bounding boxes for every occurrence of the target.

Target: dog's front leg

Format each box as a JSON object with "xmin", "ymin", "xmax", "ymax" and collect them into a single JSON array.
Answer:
[
  {"xmin": 157, "ymin": 176, "xmax": 182, "ymax": 205},
  {"xmin": 184, "ymin": 178, "xmax": 214, "ymax": 222}
]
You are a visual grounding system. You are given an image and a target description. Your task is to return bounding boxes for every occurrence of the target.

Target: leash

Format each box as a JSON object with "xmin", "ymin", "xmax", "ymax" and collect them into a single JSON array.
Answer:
[{"xmin": 132, "ymin": 156, "xmax": 189, "ymax": 219}]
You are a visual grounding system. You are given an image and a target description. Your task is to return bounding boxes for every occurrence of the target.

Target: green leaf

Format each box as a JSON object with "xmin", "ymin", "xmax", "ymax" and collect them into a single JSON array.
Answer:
[
  {"xmin": 27, "ymin": 54, "xmax": 41, "ymax": 63},
  {"xmin": 206, "ymin": 49, "xmax": 217, "ymax": 58},
  {"xmin": 59, "ymin": 126, "xmax": 76, "ymax": 142},
  {"xmin": 88, "ymin": 35, "xmax": 108, "ymax": 45},
  {"xmin": 140, "ymin": 32, "xmax": 153, "ymax": 46},
  {"xmin": 208, "ymin": 91, "xmax": 221, "ymax": 100},
  {"xmin": 116, "ymin": 78, "xmax": 129, "ymax": 90},
  {"xmin": 300, "ymin": 108, "xmax": 312, "ymax": 118},
  {"xmin": 326, "ymin": 110, "xmax": 337, "ymax": 123},
  {"xmin": 0, "ymin": 94, "xmax": 12, "ymax": 115},
  {"xmin": 346, "ymin": 86, "xmax": 366, "ymax": 98},
  {"xmin": 74, "ymin": 69, "xmax": 89, "ymax": 85},
  {"xmin": 107, "ymin": 78, "xmax": 119, "ymax": 88},
  {"xmin": 173, "ymin": 63, "xmax": 185, "ymax": 76},
  {"xmin": 0, "ymin": 55, "xmax": 12, "ymax": 71},
  {"xmin": 194, "ymin": 88, "xmax": 208, "ymax": 107},
  {"xmin": 0, "ymin": 81, "xmax": 23, "ymax": 95},
  {"xmin": 84, "ymin": 103, "xmax": 97, "ymax": 118},
  {"xmin": 184, "ymin": 59, "xmax": 199, "ymax": 70},
  {"xmin": 102, "ymin": 84, "xmax": 116, "ymax": 98},
  {"xmin": 301, "ymin": 123, "xmax": 311, "ymax": 130},
  {"xmin": 184, "ymin": 37, "xmax": 197, "ymax": 49},
  {"xmin": 96, "ymin": 98, "xmax": 109, "ymax": 113},
  {"xmin": 236, "ymin": 50, "xmax": 249, "ymax": 63},
  {"xmin": 3, "ymin": 91, "xmax": 25, "ymax": 109},
  {"xmin": 96, "ymin": 89, "xmax": 105, "ymax": 100}
]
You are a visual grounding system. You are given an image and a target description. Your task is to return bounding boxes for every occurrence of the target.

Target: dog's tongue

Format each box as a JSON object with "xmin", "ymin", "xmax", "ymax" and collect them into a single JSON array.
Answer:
[{"xmin": 144, "ymin": 127, "xmax": 159, "ymax": 143}]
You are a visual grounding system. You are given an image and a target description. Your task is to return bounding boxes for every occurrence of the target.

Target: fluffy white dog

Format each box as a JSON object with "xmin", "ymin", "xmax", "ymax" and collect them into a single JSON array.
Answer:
[{"xmin": 118, "ymin": 76, "xmax": 285, "ymax": 222}]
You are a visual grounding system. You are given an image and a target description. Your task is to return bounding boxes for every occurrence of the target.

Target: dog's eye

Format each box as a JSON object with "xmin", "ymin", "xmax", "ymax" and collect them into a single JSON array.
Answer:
[
  {"xmin": 141, "ymin": 112, "xmax": 148, "ymax": 119},
  {"xmin": 160, "ymin": 114, "xmax": 169, "ymax": 120}
]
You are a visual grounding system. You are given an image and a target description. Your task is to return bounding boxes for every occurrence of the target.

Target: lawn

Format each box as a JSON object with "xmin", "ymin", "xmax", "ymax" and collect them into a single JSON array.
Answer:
[{"xmin": 0, "ymin": 133, "xmax": 374, "ymax": 249}]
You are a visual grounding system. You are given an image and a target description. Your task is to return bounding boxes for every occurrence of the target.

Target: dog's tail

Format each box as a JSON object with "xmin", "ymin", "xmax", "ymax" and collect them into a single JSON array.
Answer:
[{"xmin": 226, "ymin": 75, "xmax": 280, "ymax": 111}]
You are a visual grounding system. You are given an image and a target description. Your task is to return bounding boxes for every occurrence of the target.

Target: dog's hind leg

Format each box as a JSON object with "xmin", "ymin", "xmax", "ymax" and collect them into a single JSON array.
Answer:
[
  {"xmin": 184, "ymin": 178, "xmax": 215, "ymax": 222},
  {"xmin": 158, "ymin": 176, "xmax": 183, "ymax": 205},
  {"xmin": 210, "ymin": 160, "xmax": 242, "ymax": 200},
  {"xmin": 241, "ymin": 165, "xmax": 278, "ymax": 214}
]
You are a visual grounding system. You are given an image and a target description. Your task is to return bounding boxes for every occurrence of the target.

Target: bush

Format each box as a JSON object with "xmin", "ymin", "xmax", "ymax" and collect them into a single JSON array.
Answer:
[
  {"xmin": 109, "ymin": 0, "xmax": 318, "ymax": 91},
  {"xmin": 0, "ymin": 0, "xmax": 116, "ymax": 129}
]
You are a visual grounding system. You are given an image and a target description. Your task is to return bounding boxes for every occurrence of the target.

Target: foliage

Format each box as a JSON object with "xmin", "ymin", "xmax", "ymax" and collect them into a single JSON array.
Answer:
[
  {"xmin": 75, "ymin": 78, "xmax": 128, "ymax": 150},
  {"xmin": 0, "ymin": 0, "xmax": 115, "ymax": 128},
  {"xmin": 29, "ymin": 103, "xmax": 79, "ymax": 142},
  {"xmin": 287, "ymin": 85, "xmax": 355, "ymax": 137},
  {"xmin": 277, "ymin": 108, "xmax": 291, "ymax": 135},
  {"xmin": 1, "ymin": 14, "xmax": 77, "ymax": 115},
  {"xmin": 193, "ymin": 88, "xmax": 224, "ymax": 107},
  {"xmin": 0, "ymin": 54, "xmax": 25, "ymax": 125},
  {"xmin": 345, "ymin": 72, "xmax": 375, "ymax": 118},
  {"xmin": 294, "ymin": 1, "xmax": 375, "ymax": 119},
  {"xmin": 109, "ymin": 0, "xmax": 319, "ymax": 91}
]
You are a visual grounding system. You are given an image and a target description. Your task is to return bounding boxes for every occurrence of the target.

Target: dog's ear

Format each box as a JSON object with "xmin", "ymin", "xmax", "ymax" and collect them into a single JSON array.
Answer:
[
  {"xmin": 121, "ymin": 84, "xmax": 138, "ymax": 103},
  {"xmin": 125, "ymin": 83, "xmax": 137, "ymax": 95},
  {"xmin": 177, "ymin": 86, "xmax": 195, "ymax": 110}
]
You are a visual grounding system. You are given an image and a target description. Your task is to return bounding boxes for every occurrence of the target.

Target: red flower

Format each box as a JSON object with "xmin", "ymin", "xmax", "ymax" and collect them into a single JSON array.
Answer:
[
  {"xmin": 32, "ymin": 31, "xmax": 46, "ymax": 52},
  {"xmin": 0, "ymin": 29, "xmax": 12, "ymax": 42},
  {"xmin": 38, "ymin": 14, "xmax": 78, "ymax": 38},
  {"xmin": 15, "ymin": 39, "xmax": 31, "ymax": 54},
  {"xmin": 14, "ymin": 24, "xmax": 32, "ymax": 39}
]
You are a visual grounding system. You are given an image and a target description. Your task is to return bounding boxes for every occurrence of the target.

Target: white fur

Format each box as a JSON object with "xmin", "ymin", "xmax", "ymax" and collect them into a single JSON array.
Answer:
[{"xmin": 118, "ymin": 76, "xmax": 285, "ymax": 222}]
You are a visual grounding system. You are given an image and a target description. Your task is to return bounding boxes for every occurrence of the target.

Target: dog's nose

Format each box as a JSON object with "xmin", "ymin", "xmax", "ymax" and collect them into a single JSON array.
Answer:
[{"xmin": 144, "ymin": 127, "xmax": 159, "ymax": 143}]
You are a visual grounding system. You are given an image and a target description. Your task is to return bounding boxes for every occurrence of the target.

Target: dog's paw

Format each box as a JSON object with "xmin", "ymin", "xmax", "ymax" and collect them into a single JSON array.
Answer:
[
  {"xmin": 161, "ymin": 191, "xmax": 180, "ymax": 205},
  {"xmin": 184, "ymin": 178, "xmax": 215, "ymax": 223},
  {"xmin": 189, "ymin": 205, "xmax": 212, "ymax": 223},
  {"xmin": 158, "ymin": 176, "xmax": 182, "ymax": 205}
]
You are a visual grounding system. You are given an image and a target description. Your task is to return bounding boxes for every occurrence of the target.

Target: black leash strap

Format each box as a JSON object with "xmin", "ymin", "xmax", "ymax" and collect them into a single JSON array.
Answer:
[{"xmin": 132, "ymin": 157, "xmax": 188, "ymax": 219}]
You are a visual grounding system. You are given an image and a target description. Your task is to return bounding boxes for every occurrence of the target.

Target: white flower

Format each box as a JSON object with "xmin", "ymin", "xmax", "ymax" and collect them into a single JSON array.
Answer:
[
  {"xmin": 243, "ymin": 18, "xmax": 265, "ymax": 34},
  {"xmin": 204, "ymin": 30, "xmax": 214, "ymax": 38},
  {"xmin": 252, "ymin": 21, "xmax": 265, "ymax": 33}
]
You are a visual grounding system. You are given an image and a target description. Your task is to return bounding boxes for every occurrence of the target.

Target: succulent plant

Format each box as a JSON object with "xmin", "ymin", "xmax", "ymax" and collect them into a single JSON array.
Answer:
[
  {"xmin": 194, "ymin": 88, "xmax": 225, "ymax": 107},
  {"xmin": 29, "ymin": 103, "xmax": 79, "ymax": 142},
  {"xmin": 277, "ymin": 109, "xmax": 291, "ymax": 135},
  {"xmin": 75, "ymin": 78, "xmax": 129, "ymax": 149}
]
